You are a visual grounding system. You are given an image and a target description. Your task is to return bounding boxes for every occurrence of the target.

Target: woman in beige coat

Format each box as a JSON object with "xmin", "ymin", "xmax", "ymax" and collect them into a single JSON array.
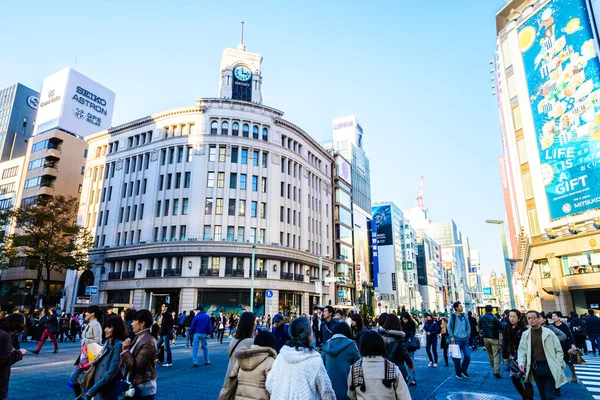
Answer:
[
  {"xmin": 220, "ymin": 330, "xmax": 277, "ymax": 399},
  {"xmin": 348, "ymin": 331, "xmax": 411, "ymax": 400}
]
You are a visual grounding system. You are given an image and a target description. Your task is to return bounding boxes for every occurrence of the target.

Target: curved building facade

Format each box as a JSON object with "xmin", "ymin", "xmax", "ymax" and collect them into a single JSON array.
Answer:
[{"xmin": 66, "ymin": 44, "xmax": 335, "ymax": 316}]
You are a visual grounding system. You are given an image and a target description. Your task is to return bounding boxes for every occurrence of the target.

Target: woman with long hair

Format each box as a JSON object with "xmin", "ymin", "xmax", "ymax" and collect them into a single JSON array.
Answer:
[
  {"xmin": 350, "ymin": 314, "xmax": 368, "ymax": 350},
  {"xmin": 400, "ymin": 312, "xmax": 418, "ymax": 386},
  {"xmin": 348, "ymin": 330, "xmax": 411, "ymax": 400},
  {"xmin": 223, "ymin": 311, "xmax": 256, "ymax": 386},
  {"xmin": 266, "ymin": 316, "xmax": 334, "ymax": 399},
  {"xmin": 502, "ymin": 309, "xmax": 532, "ymax": 400},
  {"xmin": 120, "ymin": 309, "xmax": 158, "ymax": 399},
  {"xmin": 423, "ymin": 313, "xmax": 439, "ymax": 367},
  {"xmin": 550, "ymin": 311, "xmax": 578, "ymax": 384},
  {"xmin": 440, "ymin": 318, "xmax": 450, "ymax": 367},
  {"xmin": 380, "ymin": 314, "xmax": 413, "ymax": 384},
  {"xmin": 69, "ymin": 305, "xmax": 104, "ymax": 399},
  {"xmin": 0, "ymin": 314, "xmax": 27, "ymax": 400}
]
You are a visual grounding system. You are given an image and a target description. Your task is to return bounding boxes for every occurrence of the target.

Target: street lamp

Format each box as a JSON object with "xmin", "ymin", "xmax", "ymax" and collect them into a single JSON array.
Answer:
[
  {"xmin": 318, "ymin": 254, "xmax": 331, "ymax": 306},
  {"xmin": 485, "ymin": 220, "xmax": 519, "ymax": 309}
]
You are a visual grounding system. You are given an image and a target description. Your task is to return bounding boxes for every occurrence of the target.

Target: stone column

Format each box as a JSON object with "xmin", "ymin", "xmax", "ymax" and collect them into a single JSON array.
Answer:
[
  {"xmin": 302, "ymin": 291, "xmax": 309, "ymax": 316},
  {"xmin": 132, "ymin": 289, "xmax": 146, "ymax": 309},
  {"xmin": 546, "ymin": 253, "xmax": 573, "ymax": 313},
  {"xmin": 180, "ymin": 288, "xmax": 197, "ymax": 313}
]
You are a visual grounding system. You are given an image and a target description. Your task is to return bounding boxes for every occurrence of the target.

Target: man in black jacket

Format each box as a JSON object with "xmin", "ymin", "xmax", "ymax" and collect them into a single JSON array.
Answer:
[
  {"xmin": 320, "ymin": 305, "xmax": 339, "ymax": 345},
  {"xmin": 587, "ymin": 309, "xmax": 600, "ymax": 355},
  {"xmin": 479, "ymin": 305, "xmax": 503, "ymax": 378},
  {"xmin": 312, "ymin": 306, "xmax": 323, "ymax": 347},
  {"xmin": 156, "ymin": 304, "xmax": 174, "ymax": 367}
]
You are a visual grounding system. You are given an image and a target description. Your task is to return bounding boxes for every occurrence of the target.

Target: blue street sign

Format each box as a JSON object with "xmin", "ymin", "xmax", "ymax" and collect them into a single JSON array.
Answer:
[
  {"xmin": 483, "ymin": 287, "xmax": 492, "ymax": 296},
  {"xmin": 338, "ymin": 290, "xmax": 345, "ymax": 298},
  {"xmin": 85, "ymin": 286, "xmax": 99, "ymax": 295},
  {"xmin": 265, "ymin": 290, "xmax": 274, "ymax": 299}
]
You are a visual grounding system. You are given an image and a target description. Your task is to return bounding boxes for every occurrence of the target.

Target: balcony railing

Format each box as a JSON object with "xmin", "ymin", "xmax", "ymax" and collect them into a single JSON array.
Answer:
[
  {"xmin": 121, "ymin": 271, "xmax": 135, "ymax": 279},
  {"xmin": 225, "ymin": 269, "xmax": 245, "ymax": 277},
  {"xmin": 163, "ymin": 268, "xmax": 182, "ymax": 277},
  {"xmin": 146, "ymin": 269, "xmax": 162, "ymax": 278},
  {"xmin": 108, "ymin": 272, "xmax": 121, "ymax": 280},
  {"xmin": 199, "ymin": 268, "xmax": 220, "ymax": 276},
  {"xmin": 294, "ymin": 273, "xmax": 305, "ymax": 282},
  {"xmin": 254, "ymin": 270, "xmax": 267, "ymax": 278},
  {"xmin": 280, "ymin": 272, "xmax": 294, "ymax": 280}
]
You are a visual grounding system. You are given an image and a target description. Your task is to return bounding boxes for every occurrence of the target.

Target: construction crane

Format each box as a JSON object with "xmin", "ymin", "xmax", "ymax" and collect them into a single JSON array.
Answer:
[{"xmin": 416, "ymin": 176, "xmax": 425, "ymax": 210}]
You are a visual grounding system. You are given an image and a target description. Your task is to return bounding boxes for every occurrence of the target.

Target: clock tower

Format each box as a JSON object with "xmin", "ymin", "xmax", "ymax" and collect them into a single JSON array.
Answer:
[{"xmin": 218, "ymin": 22, "xmax": 263, "ymax": 104}]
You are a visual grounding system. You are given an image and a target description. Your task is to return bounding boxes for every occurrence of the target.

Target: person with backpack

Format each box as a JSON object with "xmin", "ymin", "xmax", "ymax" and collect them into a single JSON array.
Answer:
[
  {"xmin": 569, "ymin": 312, "xmax": 587, "ymax": 354},
  {"xmin": 423, "ymin": 313, "xmax": 440, "ymax": 367},
  {"xmin": 321, "ymin": 306, "xmax": 340, "ymax": 345},
  {"xmin": 448, "ymin": 301, "xmax": 471, "ymax": 380},
  {"xmin": 479, "ymin": 304, "xmax": 503, "ymax": 378},
  {"xmin": 379, "ymin": 314, "xmax": 413, "ymax": 384},
  {"xmin": 271, "ymin": 313, "xmax": 291, "ymax": 354},
  {"xmin": 347, "ymin": 330, "xmax": 412, "ymax": 400},
  {"xmin": 321, "ymin": 322, "xmax": 361, "ymax": 400}
]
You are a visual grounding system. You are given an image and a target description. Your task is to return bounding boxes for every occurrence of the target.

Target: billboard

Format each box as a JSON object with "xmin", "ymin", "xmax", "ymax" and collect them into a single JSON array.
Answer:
[
  {"xmin": 519, "ymin": 0, "xmax": 600, "ymax": 219},
  {"xmin": 336, "ymin": 155, "xmax": 352, "ymax": 185},
  {"xmin": 353, "ymin": 208, "xmax": 371, "ymax": 290},
  {"xmin": 36, "ymin": 67, "xmax": 115, "ymax": 137},
  {"xmin": 372, "ymin": 205, "xmax": 393, "ymax": 246}
]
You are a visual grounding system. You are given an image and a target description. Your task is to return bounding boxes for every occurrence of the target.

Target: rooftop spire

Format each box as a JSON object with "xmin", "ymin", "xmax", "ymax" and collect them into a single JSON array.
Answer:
[{"xmin": 237, "ymin": 21, "xmax": 246, "ymax": 51}]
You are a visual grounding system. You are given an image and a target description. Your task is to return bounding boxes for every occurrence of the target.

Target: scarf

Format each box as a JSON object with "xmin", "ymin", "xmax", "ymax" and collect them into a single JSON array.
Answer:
[{"xmin": 350, "ymin": 358, "xmax": 397, "ymax": 392}]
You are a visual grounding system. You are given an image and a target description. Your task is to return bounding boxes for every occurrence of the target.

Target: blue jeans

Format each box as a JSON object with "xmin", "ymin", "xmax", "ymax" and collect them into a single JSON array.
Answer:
[
  {"xmin": 69, "ymin": 366, "xmax": 85, "ymax": 385},
  {"xmin": 156, "ymin": 335, "xmax": 172, "ymax": 364},
  {"xmin": 192, "ymin": 333, "xmax": 209, "ymax": 364},
  {"xmin": 452, "ymin": 338, "xmax": 471, "ymax": 375},
  {"xmin": 408, "ymin": 351, "xmax": 417, "ymax": 383}
]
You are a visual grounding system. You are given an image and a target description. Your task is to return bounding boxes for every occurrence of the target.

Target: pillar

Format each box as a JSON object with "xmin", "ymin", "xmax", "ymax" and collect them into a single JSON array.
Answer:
[
  {"xmin": 547, "ymin": 254, "xmax": 573, "ymax": 313},
  {"xmin": 180, "ymin": 288, "xmax": 197, "ymax": 313},
  {"xmin": 132, "ymin": 289, "xmax": 146, "ymax": 309}
]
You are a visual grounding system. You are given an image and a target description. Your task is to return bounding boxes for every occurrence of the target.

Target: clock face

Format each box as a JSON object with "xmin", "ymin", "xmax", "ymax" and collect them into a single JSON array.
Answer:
[{"xmin": 234, "ymin": 66, "xmax": 252, "ymax": 82}]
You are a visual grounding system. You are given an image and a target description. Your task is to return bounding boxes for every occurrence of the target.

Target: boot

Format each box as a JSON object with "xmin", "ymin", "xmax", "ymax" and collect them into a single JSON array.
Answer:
[
  {"xmin": 73, "ymin": 383, "xmax": 86, "ymax": 400},
  {"xmin": 523, "ymin": 384, "xmax": 534, "ymax": 400}
]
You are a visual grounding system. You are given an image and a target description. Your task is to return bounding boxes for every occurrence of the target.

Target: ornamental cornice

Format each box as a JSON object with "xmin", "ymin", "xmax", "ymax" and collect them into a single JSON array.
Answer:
[{"xmin": 274, "ymin": 118, "xmax": 333, "ymax": 162}]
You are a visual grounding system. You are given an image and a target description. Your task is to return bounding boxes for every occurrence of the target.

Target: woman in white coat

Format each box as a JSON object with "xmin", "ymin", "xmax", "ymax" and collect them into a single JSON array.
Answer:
[{"xmin": 266, "ymin": 317, "xmax": 335, "ymax": 400}]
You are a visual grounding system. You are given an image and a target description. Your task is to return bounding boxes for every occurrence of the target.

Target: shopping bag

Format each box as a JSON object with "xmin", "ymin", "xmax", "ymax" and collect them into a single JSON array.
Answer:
[
  {"xmin": 87, "ymin": 342, "xmax": 103, "ymax": 363},
  {"xmin": 77, "ymin": 345, "xmax": 91, "ymax": 370},
  {"xmin": 449, "ymin": 344, "xmax": 461, "ymax": 359},
  {"xmin": 586, "ymin": 339, "xmax": 592, "ymax": 351},
  {"xmin": 420, "ymin": 335, "xmax": 427, "ymax": 347}
]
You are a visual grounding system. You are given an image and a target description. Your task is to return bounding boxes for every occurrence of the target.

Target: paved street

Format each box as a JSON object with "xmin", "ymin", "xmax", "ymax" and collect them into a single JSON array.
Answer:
[{"xmin": 9, "ymin": 336, "xmax": 597, "ymax": 400}]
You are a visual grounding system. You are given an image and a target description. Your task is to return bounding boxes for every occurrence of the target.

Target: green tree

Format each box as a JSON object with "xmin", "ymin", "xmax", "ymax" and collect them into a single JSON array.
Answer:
[
  {"xmin": 8, "ymin": 195, "xmax": 93, "ymax": 309},
  {"xmin": 0, "ymin": 207, "xmax": 17, "ymax": 270}
]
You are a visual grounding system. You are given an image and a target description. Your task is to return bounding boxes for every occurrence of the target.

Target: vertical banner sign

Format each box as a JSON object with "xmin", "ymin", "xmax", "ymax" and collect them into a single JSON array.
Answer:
[
  {"xmin": 371, "ymin": 225, "xmax": 379, "ymax": 288},
  {"xmin": 391, "ymin": 272, "xmax": 396, "ymax": 291},
  {"xmin": 519, "ymin": 0, "xmax": 600, "ymax": 219}
]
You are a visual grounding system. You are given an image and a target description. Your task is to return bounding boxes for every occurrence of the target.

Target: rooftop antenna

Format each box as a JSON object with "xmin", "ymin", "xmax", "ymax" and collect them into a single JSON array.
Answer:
[
  {"xmin": 73, "ymin": 54, "xmax": 78, "ymax": 70},
  {"xmin": 238, "ymin": 21, "xmax": 246, "ymax": 51}
]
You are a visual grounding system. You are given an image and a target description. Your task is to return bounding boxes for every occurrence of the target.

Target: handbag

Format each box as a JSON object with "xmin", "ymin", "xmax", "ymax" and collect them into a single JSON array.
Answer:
[
  {"xmin": 509, "ymin": 355, "xmax": 523, "ymax": 379},
  {"xmin": 405, "ymin": 335, "xmax": 420, "ymax": 352},
  {"xmin": 420, "ymin": 334, "xmax": 427, "ymax": 347},
  {"xmin": 449, "ymin": 344, "xmax": 461, "ymax": 359},
  {"xmin": 80, "ymin": 364, "xmax": 96, "ymax": 390}
]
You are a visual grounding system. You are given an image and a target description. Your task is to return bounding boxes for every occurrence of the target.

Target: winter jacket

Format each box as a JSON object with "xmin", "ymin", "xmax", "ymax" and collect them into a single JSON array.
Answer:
[
  {"xmin": 190, "ymin": 312, "xmax": 213, "ymax": 335},
  {"xmin": 448, "ymin": 313, "xmax": 470, "ymax": 340},
  {"xmin": 478, "ymin": 312, "xmax": 502, "ymax": 340},
  {"xmin": 346, "ymin": 356, "xmax": 412, "ymax": 400},
  {"xmin": 423, "ymin": 320, "xmax": 439, "ymax": 336},
  {"xmin": 266, "ymin": 345, "xmax": 335, "ymax": 400},
  {"xmin": 321, "ymin": 334, "xmax": 361, "ymax": 400},
  {"xmin": 224, "ymin": 338, "xmax": 254, "ymax": 387},
  {"xmin": 569, "ymin": 317, "xmax": 586, "ymax": 336},
  {"xmin": 586, "ymin": 315, "xmax": 600, "ymax": 334},
  {"xmin": 219, "ymin": 345, "xmax": 276, "ymax": 400},
  {"xmin": 120, "ymin": 330, "xmax": 157, "ymax": 391},
  {"xmin": 518, "ymin": 326, "xmax": 567, "ymax": 388},
  {"xmin": 502, "ymin": 322, "xmax": 527, "ymax": 360},
  {"xmin": 353, "ymin": 326, "xmax": 368, "ymax": 351},
  {"xmin": 46, "ymin": 313, "xmax": 59, "ymax": 333},
  {"xmin": 272, "ymin": 324, "xmax": 291, "ymax": 354},
  {"xmin": 159, "ymin": 312, "xmax": 173, "ymax": 337},
  {"xmin": 178, "ymin": 314, "xmax": 186, "ymax": 325},
  {"xmin": 0, "ymin": 329, "xmax": 23, "ymax": 399},
  {"xmin": 87, "ymin": 339, "xmax": 123, "ymax": 399},
  {"xmin": 320, "ymin": 318, "xmax": 340, "ymax": 345},
  {"xmin": 378, "ymin": 328, "xmax": 413, "ymax": 370},
  {"xmin": 468, "ymin": 316, "xmax": 478, "ymax": 337},
  {"xmin": 183, "ymin": 314, "xmax": 194, "ymax": 328},
  {"xmin": 81, "ymin": 318, "xmax": 102, "ymax": 346}
]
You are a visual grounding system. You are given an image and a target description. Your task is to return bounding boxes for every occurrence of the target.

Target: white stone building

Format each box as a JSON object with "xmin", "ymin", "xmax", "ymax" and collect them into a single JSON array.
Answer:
[{"xmin": 65, "ymin": 41, "xmax": 335, "ymax": 317}]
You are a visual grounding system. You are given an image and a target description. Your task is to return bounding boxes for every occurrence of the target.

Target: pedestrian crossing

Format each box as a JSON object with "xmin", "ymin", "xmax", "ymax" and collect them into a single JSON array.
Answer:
[{"xmin": 575, "ymin": 356, "xmax": 600, "ymax": 399}]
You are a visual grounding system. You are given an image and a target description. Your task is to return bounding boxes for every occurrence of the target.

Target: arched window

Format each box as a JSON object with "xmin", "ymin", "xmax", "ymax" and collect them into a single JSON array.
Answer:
[
  {"xmin": 242, "ymin": 124, "xmax": 249, "ymax": 138},
  {"xmin": 210, "ymin": 121, "xmax": 218, "ymax": 135},
  {"xmin": 76, "ymin": 270, "xmax": 96, "ymax": 297},
  {"xmin": 262, "ymin": 128, "xmax": 268, "ymax": 141},
  {"xmin": 232, "ymin": 122, "xmax": 239, "ymax": 136},
  {"xmin": 252, "ymin": 126, "xmax": 259, "ymax": 139},
  {"xmin": 221, "ymin": 121, "xmax": 229, "ymax": 135}
]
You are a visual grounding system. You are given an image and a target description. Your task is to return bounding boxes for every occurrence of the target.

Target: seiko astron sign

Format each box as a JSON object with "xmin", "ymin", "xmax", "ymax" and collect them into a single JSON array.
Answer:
[{"xmin": 35, "ymin": 67, "xmax": 115, "ymax": 136}]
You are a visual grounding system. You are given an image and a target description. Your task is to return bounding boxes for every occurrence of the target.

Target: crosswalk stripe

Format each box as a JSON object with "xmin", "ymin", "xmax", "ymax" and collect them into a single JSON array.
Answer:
[
  {"xmin": 590, "ymin": 387, "xmax": 600, "ymax": 393},
  {"xmin": 582, "ymin": 381, "xmax": 600, "ymax": 386},
  {"xmin": 578, "ymin": 375, "xmax": 600, "ymax": 379},
  {"xmin": 594, "ymin": 396, "xmax": 600, "ymax": 400},
  {"xmin": 577, "ymin": 358, "xmax": 600, "ymax": 397}
]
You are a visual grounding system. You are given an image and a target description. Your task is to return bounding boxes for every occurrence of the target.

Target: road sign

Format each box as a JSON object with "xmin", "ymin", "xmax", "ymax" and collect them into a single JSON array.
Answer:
[
  {"xmin": 483, "ymin": 287, "xmax": 492, "ymax": 296},
  {"xmin": 265, "ymin": 290, "xmax": 274, "ymax": 298},
  {"xmin": 324, "ymin": 277, "xmax": 338, "ymax": 283},
  {"xmin": 378, "ymin": 302, "xmax": 382, "ymax": 307},
  {"xmin": 266, "ymin": 299, "xmax": 273, "ymax": 306},
  {"xmin": 338, "ymin": 290, "xmax": 345, "ymax": 298},
  {"xmin": 85, "ymin": 286, "xmax": 98, "ymax": 295}
]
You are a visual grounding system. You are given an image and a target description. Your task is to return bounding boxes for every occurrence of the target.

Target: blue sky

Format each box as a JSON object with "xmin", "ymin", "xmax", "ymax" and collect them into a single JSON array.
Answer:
[{"xmin": 0, "ymin": 0, "xmax": 508, "ymax": 277}]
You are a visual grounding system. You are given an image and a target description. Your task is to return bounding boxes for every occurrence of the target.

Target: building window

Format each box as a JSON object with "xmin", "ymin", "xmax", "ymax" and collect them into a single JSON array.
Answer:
[
  {"xmin": 252, "ymin": 175, "xmax": 258, "ymax": 191},
  {"xmin": 205, "ymin": 198, "xmax": 213, "ymax": 214},
  {"xmin": 166, "ymin": 174, "xmax": 172, "ymax": 190},
  {"xmin": 217, "ymin": 172, "xmax": 225, "ymax": 188},
  {"xmin": 231, "ymin": 147, "xmax": 238, "ymax": 163},
  {"xmin": 214, "ymin": 226, "xmax": 222, "ymax": 241},
  {"xmin": 240, "ymin": 174, "xmax": 247, "ymax": 190},
  {"xmin": 175, "ymin": 173, "xmax": 181, "ymax": 189},
  {"xmin": 230, "ymin": 173, "xmax": 237, "ymax": 189},
  {"xmin": 221, "ymin": 121, "xmax": 229, "ymax": 135},
  {"xmin": 182, "ymin": 198, "xmax": 189, "ymax": 215},
  {"xmin": 262, "ymin": 152, "xmax": 268, "ymax": 168},
  {"xmin": 253, "ymin": 150, "xmax": 259, "ymax": 166},
  {"xmin": 219, "ymin": 146, "xmax": 226, "ymax": 162},
  {"xmin": 252, "ymin": 126, "xmax": 259, "ymax": 139},
  {"xmin": 177, "ymin": 146, "xmax": 184, "ymax": 163},
  {"xmin": 215, "ymin": 198, "xmax": 223, "ymax": 215},
  {"xmin": 260, "ymin": 229, "xmax": 266, "ymax": 243},
  {"xmin": 203, "ymin": 225, "xmax": 211, "ymax": 240},
  {"xmin": 164, "ymin": 200, "xmax": 170, "ymax": 216},
  {"xmin": 241, "ymin": 149, "xmax": 248, "ymax": 164},
  {"xmin": 280, "ymin": 206, "xmax": 284, "ymax": 222},
  {"xmin": 261, "ymin": 177, "xmax": 267, "ymax": 193},
  {"xmin": 211, "ymin": 121, "xmax": 218, "ymax": 134},
  {"xmin": 232, "ymin": 122, "xmax": 239, "ymax": 136},
  {"xmin": 242, "ymin": 124, "xmax": 249, "ymax": 137},
  {"xmin": 207, "ymin": 172, "xmax": 215, "ymax": 188},
  {"xmin": 168, "ymin": 148, "xmax": 174, "ymax": 164},
  {"xmin": 237, "ymin": 227, "xmax": 244, "ymax": 242},
  {"xmin": 251, "ymin": 201, "xmax": 257, "ymax": 218},
  {"xmin": 172, "ymin": 199, "xmax": 179, "ymax": 215},
  {"xmin": 162, "ymin": 227, "xmax": 168, "ymax": 241},
  {"xmin": 260, "ymin": 202, "xmax": 266, "ymax": 219},
  {"xmin": 262, "ymin": 127, "xmax": 268, "ymax": 141},
  {"xmin": 227, "ymin": 226, "xmax": 235, "ymax": 242},
  {"xmin": 228, "ymin": 199, "xmax": 236, "ymax": 215},
  {"xmin": 250, "ymin": 228, "xmax": 256, "ymax": 243},
  {"xmin": 184, "ymin": 172, "xmax": 191, "ymax": 188},
  {"xmin": 209, "ymin": 146, "xmax": 216, "ymax": 162},
  {"xmin": 239, "ymin": 200, "xmax": 246, "ymax": 216},
  {"xmin": 187, "ymin": 147, "xmax": 193, "ymax": 162},
  {"xmin": 180, "ymin": 225, "xmax": 187, "ymax": 240}
]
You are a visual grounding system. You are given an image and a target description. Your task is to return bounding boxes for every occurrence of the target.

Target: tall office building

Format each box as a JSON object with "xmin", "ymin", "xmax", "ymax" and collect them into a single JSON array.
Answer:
[
  {"xmin": 495, "ymin": 0, "xmax": 600, "ymax": 313},
  {"xmin": 0, "ymin": 84, "xmax": 39, "ymax": 161},
  {"xmin": 64, "ymin": 40, "xmax": 335, "ymax": 316}
]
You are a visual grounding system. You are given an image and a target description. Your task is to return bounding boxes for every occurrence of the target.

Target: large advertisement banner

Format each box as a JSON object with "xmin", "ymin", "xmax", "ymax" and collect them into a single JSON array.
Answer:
[
  {"xmin": 519, "ymin": 0, "xmax": 600, "ymax": 219},
  {"xmin": 372, "ymin": 205, "xmax": 393, "ymax": 246}
]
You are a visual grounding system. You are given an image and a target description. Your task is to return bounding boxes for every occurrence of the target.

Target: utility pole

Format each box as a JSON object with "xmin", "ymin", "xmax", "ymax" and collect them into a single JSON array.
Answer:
[
  {"xmin": 250, "ymin": 244, "xmax": 256, "ymax": 312},
  {"xmin": 319, "ymin": 255, "xmax": 323, "ymax": 305}
]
